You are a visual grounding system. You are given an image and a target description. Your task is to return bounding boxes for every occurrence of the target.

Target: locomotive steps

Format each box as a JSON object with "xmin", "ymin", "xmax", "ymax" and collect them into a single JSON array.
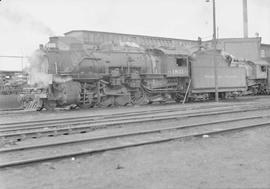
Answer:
[{"xmin": 1, "ymin": 102, "xmax": 270, "ymax": 168}]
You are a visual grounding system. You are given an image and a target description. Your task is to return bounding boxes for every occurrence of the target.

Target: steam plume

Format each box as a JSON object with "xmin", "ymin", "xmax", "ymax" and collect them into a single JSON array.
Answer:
[
  {"xmin": 0, "ymin": 8, "xmax": 54, "ymax": 36},
  {"xmin": 28, "ymin": 50, "xmax": 72, "ymax": 88},
  {"xmin": 28, "ymin": 50, "xmax": 52, "ymax": 88}
]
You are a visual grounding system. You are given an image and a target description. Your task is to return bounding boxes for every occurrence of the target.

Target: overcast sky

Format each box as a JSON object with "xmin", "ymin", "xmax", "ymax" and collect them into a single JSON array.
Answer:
[{"xmin": 0, "ymin": 0, "xmax": 269, "ymax": 71}]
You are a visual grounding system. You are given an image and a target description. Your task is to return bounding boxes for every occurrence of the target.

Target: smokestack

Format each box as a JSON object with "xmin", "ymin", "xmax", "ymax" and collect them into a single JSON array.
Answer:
[
  {"xmin": 243, "ymin": 0, "xmax": 248, "ymax": 38},
  {"xmin": 39, "ymin": 44, "xmax": 44, "ymax": 50}
]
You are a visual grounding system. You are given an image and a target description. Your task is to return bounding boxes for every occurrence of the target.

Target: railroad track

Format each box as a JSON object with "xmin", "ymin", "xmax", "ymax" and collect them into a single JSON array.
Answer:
[
  {"xmin": 1, "ymin": 102, "xmax": 270, "ymax": 142},
  {"xmin": 0, "ymin": 108, "xmax": 24, "ymax": 114},
  {"xmin": 0, "ymin": 98, "xmax": 265, "ymax": 116},
  {"xmin": 0, "ymin": 101, "xmax": 229, "ymax": 116},
  {"xmin": 0, "ymin": 101, "xmax": 214, "ymax": 116},
  {"xmin": 0, "ymin": 110, "xmax": 270, "ymax": 168}
]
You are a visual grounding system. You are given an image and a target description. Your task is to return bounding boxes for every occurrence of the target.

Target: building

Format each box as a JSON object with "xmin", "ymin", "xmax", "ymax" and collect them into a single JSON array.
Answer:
[
  {"xmin": 50, "ymin": 30, "xmax": 270, "ymax": 64},
  {"xmin": 64, "ymin": 30, "xmax": 199, "ymax": 50},
  {"xmin": 204, "ymin": 37, "xmax": 262, "ymax": 61},
  {"xmin": 260, "ymin": 44, "xmax": 270, "ymax": 63}
]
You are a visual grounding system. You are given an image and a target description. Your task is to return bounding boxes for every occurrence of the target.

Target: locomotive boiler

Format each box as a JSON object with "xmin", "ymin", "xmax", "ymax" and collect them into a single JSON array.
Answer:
[{"xmin": 19, "ymin": 36, "xmax": 247, "ymax": 110}]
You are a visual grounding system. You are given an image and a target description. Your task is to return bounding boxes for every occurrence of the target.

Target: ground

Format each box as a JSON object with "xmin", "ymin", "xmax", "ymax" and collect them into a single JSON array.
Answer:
[
  {"xmin": 0, "ymin": 94, "xmax": 20, "ymax": 110},
  {"xmin": 1, "ymin": 95, "xmax": 270, "ymax": 188},
  {"xmin": 1, "ymin": 125, "xmax": 270, "ymax": 189}
]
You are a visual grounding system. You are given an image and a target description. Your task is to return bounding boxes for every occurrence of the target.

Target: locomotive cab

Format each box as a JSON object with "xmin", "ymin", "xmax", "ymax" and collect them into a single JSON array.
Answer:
[{"xmin": 143, "ymin": 48, "xmax": 192, "ymax": 103}]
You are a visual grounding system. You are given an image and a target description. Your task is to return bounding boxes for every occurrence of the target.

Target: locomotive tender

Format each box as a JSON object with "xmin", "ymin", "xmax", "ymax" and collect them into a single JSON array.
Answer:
[{"xmin": 20, "ymin": 36, "xmax": 247, "ymax": 110}]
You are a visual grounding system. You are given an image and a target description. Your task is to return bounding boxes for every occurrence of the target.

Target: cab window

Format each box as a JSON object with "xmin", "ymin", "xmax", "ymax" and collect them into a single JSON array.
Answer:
[
  {"xmin": 176, "ymin": 58, "xmax": 187, "ymax": 67},
  {"xmin": 261, "ymin": 65, "xmax": 266, "ymax": 72}
]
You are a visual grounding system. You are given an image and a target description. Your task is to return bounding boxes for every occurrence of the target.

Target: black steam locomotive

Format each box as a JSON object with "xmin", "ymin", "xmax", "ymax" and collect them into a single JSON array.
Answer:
[{"xmin": 19, "ymin": 36, "xmax": 247, "ymax": 110}]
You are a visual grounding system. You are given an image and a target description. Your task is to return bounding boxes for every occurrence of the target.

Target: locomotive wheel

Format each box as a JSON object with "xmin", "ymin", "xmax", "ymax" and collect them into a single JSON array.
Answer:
[
  {"xmin": 115, "ymin": 95, "xmax": 130, "ymax": 106},
  {"xmin": 131, "ymin": 88, "xmax": 146, "ymax": 105},
  {"xmin": 43, "ymin": 99, "xmax": 57, "ymax": 111},
  {"xmin": 79, "ymin": 103, "xmax": 94, "ymax": 109},
  {"xmin": 173, "ymin": 93, "xmax": 183, "ymax": 103},
  {"xmin": 99, "ymin": 96, "xmax": 114, "ymax": 107}
]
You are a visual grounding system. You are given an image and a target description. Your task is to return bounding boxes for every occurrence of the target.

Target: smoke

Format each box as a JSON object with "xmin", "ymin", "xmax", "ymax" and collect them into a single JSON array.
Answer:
[
  {"xmin": 28, "ymin": 50, "xmax": 52, "ymax": 88},
  {"xmin": 53, "ymin": 76, "xmax": 72, "ymax": 83},
  {"xmin": 28, "ymin": 50, "xmax": 73, "ymax": 88},
  {"xmin": 120, "ymin": 41, "xmax": 141, "ymax": 48},
  {"xmin": 0, "ymin": 8, "xmax": 54, "ymax": 36}
]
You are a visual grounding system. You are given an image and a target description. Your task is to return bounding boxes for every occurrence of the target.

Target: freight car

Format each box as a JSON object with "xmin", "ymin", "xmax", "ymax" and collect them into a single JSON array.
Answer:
[{"xmin": 18, "ymin": 36, "xmax": 247, "ymax": 110}]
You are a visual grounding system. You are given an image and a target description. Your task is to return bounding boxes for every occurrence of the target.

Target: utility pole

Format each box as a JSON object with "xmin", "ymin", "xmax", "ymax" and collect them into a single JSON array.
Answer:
[
  {"xmin": 206, "ymin": 0, "xmax": 218, "ymax": 102},
  {"xmin": 212, "ymin": 0, "xmax": 218, "ymax": 102},
  {"xmin": 243, "ymin": 0, "xmax": 248, "ymax": 38}
]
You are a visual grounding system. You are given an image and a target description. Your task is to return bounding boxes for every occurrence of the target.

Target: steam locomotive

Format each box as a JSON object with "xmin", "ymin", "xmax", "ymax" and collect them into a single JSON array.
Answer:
[
  {"xmin": 19, "ymin": 36, "xmax": 248, "ymax": 110},
  {"xmin": 230, "ymin": 58, "xmax": 270, "ymax": 95}
]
